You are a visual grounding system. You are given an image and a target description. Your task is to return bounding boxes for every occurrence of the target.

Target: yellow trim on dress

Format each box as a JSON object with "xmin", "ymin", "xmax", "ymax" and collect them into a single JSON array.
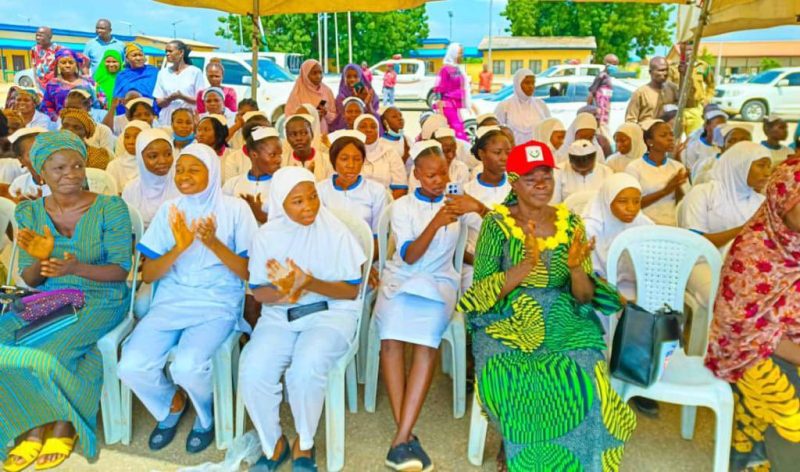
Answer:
[{"xmin": 493, "ymin": 203, "xmax": 571, "ymax": 251}]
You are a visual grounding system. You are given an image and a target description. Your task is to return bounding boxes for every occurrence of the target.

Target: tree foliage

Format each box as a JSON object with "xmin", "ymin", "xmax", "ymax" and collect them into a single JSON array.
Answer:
[
  {"xmin": 501, "ymin": 0, "xmax": 673, "ymax": 65},
  {"xmin": 216, "ymin": 8, "xmax": 429, "ymax": 66},
  {"xmin": 759, "ymin": 58, "xmax": 782, "ymax": 71}
]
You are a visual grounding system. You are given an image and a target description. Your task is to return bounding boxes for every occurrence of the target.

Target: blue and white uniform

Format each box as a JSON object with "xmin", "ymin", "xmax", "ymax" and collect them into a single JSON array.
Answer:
[{"xmin": 317, "ymin": 175, "xmax": 389, "ymax": 236}]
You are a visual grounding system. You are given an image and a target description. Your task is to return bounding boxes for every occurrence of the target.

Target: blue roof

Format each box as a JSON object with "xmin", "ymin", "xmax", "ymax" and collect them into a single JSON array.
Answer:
[
  {"xmin": 0, "ymin": 37, "xmax": 164, "ymax": 57},
  {"xmin": 0, "ymin": 23, "xmax": 138, "ymax": 42},
  {"xmin": 419, "ymin": 37, "xmax": 450, "ymax": 46},
  {"xmin": 410, "ymin": 47, "xmax": 482, "ymax": 59}
]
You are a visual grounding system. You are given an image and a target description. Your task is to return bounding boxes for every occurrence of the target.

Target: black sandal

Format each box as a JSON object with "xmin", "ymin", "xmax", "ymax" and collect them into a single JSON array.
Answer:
[{"xmin": 186, "ymin": 424, "xmax": 215, "ymax": 454}]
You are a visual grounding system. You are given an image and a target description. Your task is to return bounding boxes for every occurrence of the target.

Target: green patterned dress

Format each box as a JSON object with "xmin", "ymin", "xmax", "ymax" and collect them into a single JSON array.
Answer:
[
  {"xmin": 0, "ymin": 195, "xmax": 132, "ymax": 461},
  {"xmin": 458, "ymin": 203, "xmax": 636, "ymax": 472}
]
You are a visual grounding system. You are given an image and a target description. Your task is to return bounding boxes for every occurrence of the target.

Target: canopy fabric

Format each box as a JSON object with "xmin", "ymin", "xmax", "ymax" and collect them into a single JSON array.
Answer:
[{"xmin": 154, "ymin": 0, "xmax": 440, "ymax": 15}]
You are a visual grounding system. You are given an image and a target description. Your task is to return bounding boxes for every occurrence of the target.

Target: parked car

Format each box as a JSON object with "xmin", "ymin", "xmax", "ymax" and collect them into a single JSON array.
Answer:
[
  {"xmin": 538, "ymin": 64, "xmax": 638, "ymax": 80},
  {"xmin": 324, "ymin": 58, "xmax": 440, "ymax": 108},
  {"xmin": 712, "ymin": 67, "xmax": 800, "ymax": 121},
  {"xmin": 468, "ymin": 75, "xmax": 637, "ymax": 144}
]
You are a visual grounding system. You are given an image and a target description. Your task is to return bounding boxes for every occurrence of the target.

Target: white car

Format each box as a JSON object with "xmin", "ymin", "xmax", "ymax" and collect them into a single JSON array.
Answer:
[
  {"xmin": 712, "ymin": 67, "xmax": 800, "ymax": 121},
  {"xmin": 324, "ymin": 58, "xmax": 440, "ymax": 107},
  {"xmin": 469, "ymin": 75, "xmax": 637, "ymax": 142},
  {"xmin": 538, "ymin": 64, "xmax": 604, "ymax": 78}
]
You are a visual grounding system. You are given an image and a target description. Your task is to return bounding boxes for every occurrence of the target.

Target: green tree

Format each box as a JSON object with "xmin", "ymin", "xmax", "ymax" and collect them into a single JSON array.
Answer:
[
  {"xmin": 216, "ymin": 8, "xmax": 429, "ymax": 66},
  {"xmin": 759, "ymin": 58, "xmax": 782, "ymax": 71},
  {"xmin": 502, "ymin": 0, "xmax": 673, "ymax": 65}
]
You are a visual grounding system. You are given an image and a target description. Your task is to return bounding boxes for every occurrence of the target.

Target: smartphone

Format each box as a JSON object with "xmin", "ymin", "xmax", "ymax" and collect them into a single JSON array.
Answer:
[
  {"xmin": 446, "ymin": 182, "xmax": 463, "ymax": 196},
  {"xmin": 318, "ymin": 100, "xmax": 327, "ymax": 108},
  {"xmin": 353, "ymin": 81, "xmax": 365, "ymax": 94}
]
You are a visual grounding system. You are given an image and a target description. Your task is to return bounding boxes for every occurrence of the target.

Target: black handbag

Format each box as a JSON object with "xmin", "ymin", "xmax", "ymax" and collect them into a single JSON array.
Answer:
[{"xmin": 609, "ymin": 302, "xmax": 684, "ymax": 388}]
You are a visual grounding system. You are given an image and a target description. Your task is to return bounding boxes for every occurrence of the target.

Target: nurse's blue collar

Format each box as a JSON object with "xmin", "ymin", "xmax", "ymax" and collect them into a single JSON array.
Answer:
[
  {"xmin": 642, "ymin": 152, "xmax": 664, "ymax": 167},
  {"xmin": 477, "ymin": 172, "xmax": 507, "ymax": 188},
  {"xmin": 332, "ymin": 175, "xmax": 362, "ymax": 191},
  {"xmin": 699, "ymin": 134, "xmax": 713, "ymax": 147},
  {"xmin": 382, "ymin": 133, "xmax": 402, "ymax": 141},
  {"xmin": 246, "ymin": 171, "xmax": 273, "ymax": 182},
  {"xmin": 762, "ymin": 140, "xmax": 782, "ymax": 150},
  {"xmin": 414, "ymin": 188, "xmax": 444, "ymax": 203}
]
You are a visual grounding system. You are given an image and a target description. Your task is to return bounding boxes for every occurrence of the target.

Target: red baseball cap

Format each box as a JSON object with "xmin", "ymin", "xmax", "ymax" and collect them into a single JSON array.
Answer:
[{"xmin": 506, "ymin": 140, "xmax": 556, "ymax": 177}]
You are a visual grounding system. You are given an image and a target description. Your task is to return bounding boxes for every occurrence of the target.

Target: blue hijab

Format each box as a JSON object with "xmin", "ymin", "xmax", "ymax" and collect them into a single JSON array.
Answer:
[{"xmin": 112, "ymin": 44, "xmax": 159, "ymax": 115}]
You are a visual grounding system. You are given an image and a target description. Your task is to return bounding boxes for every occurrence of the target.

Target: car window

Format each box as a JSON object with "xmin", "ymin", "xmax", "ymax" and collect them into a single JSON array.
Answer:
[
  {"xmin": 748, "ymin": 70, "xmax": 782, "ymax": 84},
  {"xmin": 580, "ymin": 67, "xmax": 599, "ymax": 77},
  {"xmin": 541, "ymin": 82, "xmax": 571, "ymax": 103},
  {"xmin": 569, "ymin": 82, "xmax": 590, "ymax": 102},
  {"xmin": 220, "ymin": 59, "xmax": 249, "ymax": 86},
  {"xmin": 611, "ymin": 85, "xmax": 632, "ymax": 102},
  {"xmin": 398, "ymin": 62, "xmax": 419, "ymax": 76},
  {"xmin": 190, "ymin": 57, "xmax": 205, "ymax": 70},
  {"xmin": 245, "ymin": 60, "xmax": 294, "ymax": 83},
  {"xmin": 785, "ymin": 73, "xmax": 800, "ymax": 87},
  {"xmin": 534, "ymin": 84, "xmax": 550, "ymax": 98}
]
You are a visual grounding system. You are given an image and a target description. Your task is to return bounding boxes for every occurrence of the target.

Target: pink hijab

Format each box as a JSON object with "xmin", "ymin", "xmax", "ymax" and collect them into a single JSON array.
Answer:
[{"xmin": 286, "ymin": 59, "xmax": 336, "ymax": 134}]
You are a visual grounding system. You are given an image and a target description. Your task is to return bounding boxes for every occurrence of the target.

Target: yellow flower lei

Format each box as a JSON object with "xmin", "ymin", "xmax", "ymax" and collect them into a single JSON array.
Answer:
[{"xmin": 494, "ymin": 204, "xmax": 571, "ymax": 251}]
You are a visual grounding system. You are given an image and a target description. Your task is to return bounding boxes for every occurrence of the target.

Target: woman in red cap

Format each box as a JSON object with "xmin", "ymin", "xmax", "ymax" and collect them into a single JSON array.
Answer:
[{"xmin": 458, "ymin": 140, "xmax": 635, "ymax": 471}]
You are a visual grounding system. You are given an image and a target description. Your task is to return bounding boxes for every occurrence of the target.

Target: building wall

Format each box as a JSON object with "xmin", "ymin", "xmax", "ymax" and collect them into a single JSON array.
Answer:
[
  {"xmin": 718, "ymin": 56, "xmax": 800, "ymax": 76},
  {"xmin": 484, "ymin": 49, "xmax": 594, "ymax": 78}
]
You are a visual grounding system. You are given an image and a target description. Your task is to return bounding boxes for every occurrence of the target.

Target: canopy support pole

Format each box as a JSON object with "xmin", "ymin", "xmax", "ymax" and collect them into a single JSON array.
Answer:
[
  {"xmin": 674, "ymin": 0, "xmax": 712, "ymax": 139},
  {"xmin": 348, "ymin": 12, "xmax": 353, "ymax": 65},
  {"xmin": 250, "ymin": 0, "xmax": 260, "ymax": 101},
  {"xmin": 323, "ymin": 13, "xmax": 329, "ymax": 74},
  {"xmin": 334, "ymin": 13, "xmax": 340, "ymax": 72},
  {"xmin": 318, "ymin": 14, "xmax": 323, "ymax": 64}
]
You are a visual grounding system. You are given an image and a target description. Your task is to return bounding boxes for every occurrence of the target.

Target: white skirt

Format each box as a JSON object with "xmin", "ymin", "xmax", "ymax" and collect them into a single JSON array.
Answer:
[{"xmin": 374, "ymin": 292, "xmax": 452, "ymax": 348}]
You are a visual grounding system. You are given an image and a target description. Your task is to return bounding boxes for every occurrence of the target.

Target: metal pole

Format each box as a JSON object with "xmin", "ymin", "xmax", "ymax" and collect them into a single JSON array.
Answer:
[
  {"xmin": 251, "ymin": 0, "xmax": 260, "ymax": 102},
  {"xmin": 334, "ymin": 13, "xmax": 340, "ymax": 72},
  {"xmin": 323, "ymin": 13, "xmax": 329, "ymax": 74},
  {"xmin": 317, "ymin": 14, "xmax": 323, "ymax": 63},
  {"xmin": 347, "ymin": 12, "xmax": 353, "ymax": 64},
  {"xmin": 488, "ymin": 0, "xmax": 493, "ymax": 76},
  {"xmin": 674, "ymin": 0, "xmax": 712, "ymax": 139},
  {"xmin": 238, "ymin": 15, "xmax": 244, "ymax": 51}
]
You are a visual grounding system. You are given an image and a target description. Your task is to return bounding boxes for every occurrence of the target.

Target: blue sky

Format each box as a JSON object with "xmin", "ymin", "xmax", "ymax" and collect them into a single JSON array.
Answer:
[{"xmin": 0, "ymin": 0, "xmax": 796, "ymax": 51}]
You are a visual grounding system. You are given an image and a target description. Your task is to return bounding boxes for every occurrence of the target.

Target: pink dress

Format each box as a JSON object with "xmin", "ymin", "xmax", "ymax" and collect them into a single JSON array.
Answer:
[{"xmin": 434, "ymin": 65, "xmax": 467, "ymax": 140}]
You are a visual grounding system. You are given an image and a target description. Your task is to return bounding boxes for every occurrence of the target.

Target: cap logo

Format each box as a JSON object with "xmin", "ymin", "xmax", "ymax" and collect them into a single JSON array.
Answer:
[{"xmin": 525, "ymin": 145, "xmax": 544, "ymax": 163}]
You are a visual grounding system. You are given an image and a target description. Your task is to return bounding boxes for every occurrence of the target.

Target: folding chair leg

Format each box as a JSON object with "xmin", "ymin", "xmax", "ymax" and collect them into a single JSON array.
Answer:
[
  {"xmin": 364, "ymin": 317, "xmax": 381, "ymax": 413},
  {"xmin": 325, "ymin": 366, "xmax": 346, "ymax": 472},
  {"xmin": 467, "ymin": 394, "xmax": 488, "ymax": 466},
  {"xmin": 680, "ymin": 405, "xmax": 698, "ymax": 440}
]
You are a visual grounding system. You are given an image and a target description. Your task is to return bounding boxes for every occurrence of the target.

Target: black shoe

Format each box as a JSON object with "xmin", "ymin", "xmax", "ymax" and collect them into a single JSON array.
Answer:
[
  {"xmin": 186, "ymin": 423, "xmax": 215, "ymax": 454},
  {"xmin": 292, "ymin": 446, "xmax": 318, "ymax": 472},
  {"xmin": 148, "ymin": 403, "xmax": 187, "ymax": 451},
  {"xmin": 632, "ymin": 397, "xmax": 660, "ymax": 418},
  {"xmin": 409, "ymin": 436, "xmax": 434, "ymax": 472},
  {"xmin": 249, "ymin": 436, "xmax": 290, "ymax": 471},
  {"xmin": 385, "ymin": 442, "xmax": 423, "ymax": 471}
]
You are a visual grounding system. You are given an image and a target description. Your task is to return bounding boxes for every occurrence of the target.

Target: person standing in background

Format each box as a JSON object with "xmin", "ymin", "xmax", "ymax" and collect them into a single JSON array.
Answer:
[
  {"xmin": 625, "ymin": 57, "xmax": 679, "ymax": 124},
  {"xmin": 30, "ymin": 27, "xmax": 63, "ymax": 91},
  {"xmin": 434, "ymin": 43, "xmax": 470, "ymax": 141},
  {"xmin": 82, "ymin": 19, "xmax": 127, "ymax": 75},
  {"xmin": 588, "ymin": 54, "xmax": 618, "ymax": 130},
  {"xmin": 382, "ymin": 63, "xmax": 397, "ymax": 107},
  {"xmin": 361, "ymin": 61, "xmax": 373, "ymax": 84},
  {"xmin": 153, "ymin": 40, "xmax": 205, "ymax": 124},
  {"xmin": 478, "ymin": 63, "xmax": 493, "ymax": 94}
]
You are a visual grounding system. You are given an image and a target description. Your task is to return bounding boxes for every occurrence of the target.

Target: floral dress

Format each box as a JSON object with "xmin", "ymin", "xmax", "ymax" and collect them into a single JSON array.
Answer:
[{"xmin": 458, "ymin": 202, "xmax": 636, "ymax": 471}]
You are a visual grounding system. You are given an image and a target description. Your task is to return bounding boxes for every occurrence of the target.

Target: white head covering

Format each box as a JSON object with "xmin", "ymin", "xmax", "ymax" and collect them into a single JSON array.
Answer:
[
  {"xmin": 707, "ymin": 141, "xmax": 768, "ymax": 226},
  {"xmin": 533, "ymin": 117, "xmax": 565, "ymax": 151},
  {"xmin": 8, "ymin": 127, "xmax": 48, "ymax": 144},
  {"xmin": 124, "ymin": 128, "xmax": 180, "ymax": 226},
  {"xmin": 443, "ymin": 43, "xmax": 462, "ymax": 66},
  {"xmin": 558, "ymin": 112, "xmax": 604, "ymax": 163},
  {"xmin": 582, "ymin": 173, "xmax": 653, "ymax": 273},
  {"xmin": 243, "ymin": 111, "xmax": 269, "ymax": 123},
  {"xmin": 476, "ymin": 113, "xmax": 498, "ymax": 126},
  {"xmin": 476, "ymin": 125, "xmax": 501, "ymax": 140},
  {"xmin": 114, "ymin": 120, "xmax": 152, "ymax": 185},
  {"xmin": 420, "ymin": 114, "xmax": 449, "ymax": 140},
  {"xmin": 568, "ymin": 139, "xmax": 596, "ymax": 157},
  {"xmin": 342, "ymin": 96, "xmax": 366, "ymax": 110},
  {"xmin": 174, "ymin": 143, "xmax": 222, "ymax": 221},
  {"xmin": 298, "ymin": 104, "xmax": 324, "ymax": 149},
  {"xmin": 126, "ymin": 97, "xmax": 154, "ymax": 110},
  {"xmin": 433, "ymin": 128, "xmax": 456, "ymax": 139},
  {"xmin": 354, "ymin": 114, "xmax": 380, "ymax": 151},
  {"xmin": 203, "ymin": 114, "xmax": 228, "ymax": 127},
  {"xmin": 255, "ymin": 166, "xmax": 366, "ymax": 295},
  {"xmin": 329, "ymin": 129, "xmax": 366, "ymax": 146},
  {"xmin": 251, "ymin": 126, "xmax": 280, "ymax": 141},
  {"xmin": 411, "ymin": 140, "xmax": 442, "ymax": 161},
  {"xmin": 614, "ymin": 122, "xmax": 646, "ymax": 160},
  {"xmin": 713, "ymin": 122, "xmax": 754, "ymax": 148},
  {"xmin": 502, "ymin": 68, "xmax": 549, "ymax": 140}
]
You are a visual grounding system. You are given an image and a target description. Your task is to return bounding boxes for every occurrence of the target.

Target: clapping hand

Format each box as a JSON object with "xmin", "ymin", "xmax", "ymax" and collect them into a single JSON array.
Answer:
[
  {"xmin": 267, "ymin": 258, "xmax": 311, "ymax": 303},
  {"xmin": 193, "ymin": 215, "xmax": 218, "ymax": 247},
  {"xmin": 522, "ymin": 221, "xmax": 540, "ymax": 269},
  {"xmin": 169, "ymin": 205, "xmax": 194, "ymax": 252},
  {"xmin": 40, "ymin": 252, "xmax": 79, "ymax": 278},
  {"xmin": 18, "ymin": 226, "xmax": 55, "ymax": 261},
  {"xmin": 241, "ymin": 194, "xmax": 267, "ymax": 223},
  {"xmin": 567, "ymin": 227, "xmax": 595, "ymax": 270}
]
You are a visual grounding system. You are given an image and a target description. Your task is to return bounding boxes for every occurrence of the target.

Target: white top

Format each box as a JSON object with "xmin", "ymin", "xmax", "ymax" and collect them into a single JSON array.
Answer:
[
  {"xmin": 493, "ymin": 68, "xmax": 551, "ymax": 144},
  {"xmin": 222, "ymin": 147, "xmax": 250, "ymax": 183},
  {"xmin": 317, "ymin": 175, "xmax": 389, "ymax": 235},
  {"xmin": 87, "ymin": 122, "xmax": 116, "ymax": 156},
  {"xmin": 554, "ymin": 162, "xmax": 613, "ymax": 203},
  {"xmin": 685, "ymin": 134, "xmax": 720, "ymax": 180},
  {"xmin": 362, "ymin": 141, "xmax": 408, "ymax": 191},
  {"xmin": 456, "ymin": 138, "xmax": 480, "ymax": 170},
  {"xmin": 605, "ymin": 152, "xmax": 637, "ymax": 173},
  {"xmin": 9, "ymin": 171, "xmax": 50, "ymax": 199},
  {"xmin": 26, "ymin": 111, "xmax": 53, "ymax": 130},
  {"xmin": 379, "ymin": 134, "xmax": 411, "ymax": 167},
  {"xmin": 408, "ymin": 159, "xmax": 471, "ymax": 192},
  {"xmin": 0, "ymin": 159, "xmax": 24, "ymax": 185},
  {"xmin": 154, "ymin": 65, "xmax": 205, "ymax": 124},
  {"xmin": 222, "ymin": 171, "xmax": 271, "ymax": 216},
  {"xmin": 462, "ymin": 173, "xmax": 511, "ymax": 254},
  {"xmin": 280, "ymin": 147, "xmax": 333, "ymax": 182},
  {"xmin": 624, "ymin": 156, "xmax": 690, "ymax": 226},
  {"xmin": 761, "ymin": 141, "xmax": 792, "ymax": 166}
]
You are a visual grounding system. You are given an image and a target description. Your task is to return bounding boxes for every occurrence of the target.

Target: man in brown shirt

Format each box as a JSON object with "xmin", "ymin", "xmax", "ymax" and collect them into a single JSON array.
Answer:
[{"xmin": 625, "ymin": 56, "xmax": 679, "ymax": 124}]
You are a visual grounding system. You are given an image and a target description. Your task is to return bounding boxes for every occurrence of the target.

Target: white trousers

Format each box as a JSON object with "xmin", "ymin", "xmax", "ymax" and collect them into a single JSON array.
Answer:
[
  {"xmin": 118, "ymin": 316, "xmax": 235, "ymax": 429},
  {"xmin": 239, "ymin": 319, "xmax": 350, "ymax": 456}
]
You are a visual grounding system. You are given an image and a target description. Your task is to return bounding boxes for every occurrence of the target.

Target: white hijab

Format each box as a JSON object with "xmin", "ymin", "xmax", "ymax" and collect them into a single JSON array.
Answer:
[
  {"xmin": 614, "ymin": 122, "xmax": 646, "ymax": 160},
  {"xmin": 582, "ymin": 173, "xmax": 654, "ymax": 273},
  {"xmin": 123, "ymin": 128, "xmax": 180, "ymax": 226},
  {"xmin": 708, "ymin": 141, "xmax": 768, "ymax": 226},
  {"xmin": 420, "ymin": 114, "xmax": 449, "ymax": 140},
  {"xmin": 114, "ymin": 120, "xmax": 151, "ymax": 172},
  {"xmin": 534, "ymin": 117, "xmax": 565, "ymax": 152},
  {"xmin": 300, "ymin": 103, "xmax": 325, "ymax": 149},
  {"xmin": 503, "ymin": 68, "xmax": 549, "ymax": 137},
  {"xmin": 173, "ymin": 143, "xmax": 223, "ymax": 222},
  {"xmin": 259, "ymin": 166, "xmax": 367, "ymax": 286},
  {"xmin": 355, "ymin": 114, "xmax": 382, "ymax": 155},
  {"xmin": 558, "ymin": 112, "xmax": 606, "ymax": 163},
  {"xmin": 443, "ymin": 43, "xmax": 461, "ymax": 66}
]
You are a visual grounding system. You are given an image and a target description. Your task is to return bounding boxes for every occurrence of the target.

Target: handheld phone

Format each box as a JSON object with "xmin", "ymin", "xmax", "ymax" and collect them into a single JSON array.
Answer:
[
  {"xmin": 446, "ymin": 182, "xmax": 463, "ymax": 196},
  {"xmin": 318, "ymin": 99, "xmax": 327, "ymax": 108},
  {"xmin": 353, "ymin": 81, "xmax": 365, "ymax": 94}
]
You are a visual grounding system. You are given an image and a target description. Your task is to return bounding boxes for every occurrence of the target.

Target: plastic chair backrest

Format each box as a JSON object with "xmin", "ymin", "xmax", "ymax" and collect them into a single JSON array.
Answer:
[
  {"xmin": 675, "ymin": 198, "xmax": 687, "ymax": 228},
  {"xmin": 376, "ymin": 203, "xmax": 468, "ymax": 286},
  {"xmin": 126, "ymin": 204, "xmax": 144, "ymax": 315},
  {"xmin": 562, "ymin": 190, "xmax": 595, "ymax": 215},
  {"xmin": 86, "ymin": 168, "xmax": 118, "ymax": 196},
  {"xmin": 0, "ymin": 197, "xmax": 16, "ymax": 240},
  {"xmin": 328, "ymin": 208, "xmax": 375, "ymax": 304},
  {"xmin": 606, "ymin": 225, "xmax": 722, "ymax": 352}
]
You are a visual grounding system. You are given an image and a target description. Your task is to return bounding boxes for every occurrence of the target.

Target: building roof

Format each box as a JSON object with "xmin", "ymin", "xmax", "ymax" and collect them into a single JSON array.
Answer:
[
  {"xmin": 410, "ymin": 47, "xmax": 482, "ymax": 59},
  {"xmin": 0, "ymin": 37, "xmax": 164, "ymax": 57},
  {"xmin": 701, "ymin": 40, "xmax": 800, "ymax": 58},
  {"xmin": 419, "ymin": 38, "xmax": 450, "ymax": 46},
  {"xmin": 137, "ymin": 35, "xmax": 218, "ymax": 50},
  {"xmin": 478, "ymin": 36, "xmax": 596, "ymax": 51},
  {"xmin": 0, "ymin": 23, "xmax": 137, "ymax": 41}
]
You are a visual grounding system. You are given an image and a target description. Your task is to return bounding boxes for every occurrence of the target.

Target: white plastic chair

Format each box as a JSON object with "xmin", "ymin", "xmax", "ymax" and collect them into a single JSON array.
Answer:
[
  {"xmin": 86, "ymin": 168, "xmax": 118, "ymax": 196},
  {"xmin": 118, "ymin": 248, "xmax": 244, "ymax": 450},
  {"xmin": 97, "ymin": 205, "xmax": 143, "ymax": 445},
  {"xmin": 233, "ymin": 209, "xmax": 373, "ymax": 472},
  {"xmin": 363, "ymin": 203, "xmax": 468, "ymax": 418},
  {"xmin": 606, "ymin": 225, "xmax": 732, "ymax": 472},
  {"xmin": 0, "ymin": 197, "xmax": 17, "ymax": 284}
]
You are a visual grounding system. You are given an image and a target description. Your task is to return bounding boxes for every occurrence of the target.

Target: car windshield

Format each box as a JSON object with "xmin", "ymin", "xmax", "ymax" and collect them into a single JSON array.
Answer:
[
  {"xmin": 246, "ymin": 59, "xmax": 295, "ymax": 83},
  {"xmin": 747, "ymin": 70, "xmax": 782, "ymax": 84},
  {"xmin": 538, "ymin": 66, "xmax": 559, "ymax": 78},
  {"xmin": 484, "ymin": 85, "xmax": 514, "ymax": 102}
]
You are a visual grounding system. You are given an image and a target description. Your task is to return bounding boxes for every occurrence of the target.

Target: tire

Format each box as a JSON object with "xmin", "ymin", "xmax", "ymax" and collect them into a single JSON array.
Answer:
[
  {"xmin": 463, "ymin": 119, "xmax": 478, "ymax": 147},
  {"xmin": 426, "ymin": 90, "xmax": 440, "ymax": 110},
  {"xmin": 18, "ymin": 76, "xmax": 34, "ymax": 87},
  {"xmin": 740, "ymin": 100, "xmax": 767, "ymax": 122}
]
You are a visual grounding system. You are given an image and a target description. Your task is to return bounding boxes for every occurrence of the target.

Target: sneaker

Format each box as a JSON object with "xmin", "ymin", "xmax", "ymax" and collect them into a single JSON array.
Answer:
[
  {"xmin": 632, "ymin": 397, "xmax": 660, "ymax": 418},
  {"xmin": 408, "ymin": 436, "xmax": 434, "ymax": 472},
  {"xmin": 385, "ymin": 442, "xmax": 423, "ymax": 471}
]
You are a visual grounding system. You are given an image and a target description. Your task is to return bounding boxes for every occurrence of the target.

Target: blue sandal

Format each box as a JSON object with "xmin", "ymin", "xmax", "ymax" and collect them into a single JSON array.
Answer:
[
  {"xmin": 186, "ymin": 423, "xmax": 215, "ymax": 454},
  {"xmin": 292, "ymin": 446, "xmax": 317, "ymax": 472},
  {"xmin": 148, "ymin": 404, "xmax": 187, "ymax": 451},
  {"xmin": 249, "ymin": 436, "xmax": 290, "ymax": 472}
]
